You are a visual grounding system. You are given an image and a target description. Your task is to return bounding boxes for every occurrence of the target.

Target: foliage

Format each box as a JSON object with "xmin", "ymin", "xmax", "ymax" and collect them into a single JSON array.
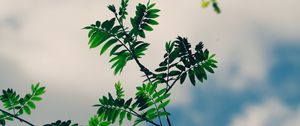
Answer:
[
  {"xmin": 84, "ymin": 0, "xmax": 160, "ymax": 75},
  {"xmin": 153, "ymin": 37, "xmax": 217, "ymax": 86},
  {"xmin": 133, "ymin": 82, "xmax": 170, "ymax": 126},
  {"xmin": 92, "ymin": 82, "xmax": 170, "ymax": 126},
  {"xmin": 44, "ymin": 120, "xmax": 79, "ymax": 126},
  {"xmin": 0, "ymin": 83, "xmax": 45, "ymax": 125},
  {"xmin": 130, "ymin": 1, "xmax": 160, "ymax": 38},
  {"xmin": 115, "ymin": 82, "xmax": 125, "ymax": 99},
  {"xmin": 0, "ymin": 0, "xmax": 220, "ymax": 126},
  {"xmin": 88, "ymin": 115, "xmax": 111, "ymax": 126},
  {"xmin": 83, "ymin": 0, "xmax": 218, "ymax": 125}
]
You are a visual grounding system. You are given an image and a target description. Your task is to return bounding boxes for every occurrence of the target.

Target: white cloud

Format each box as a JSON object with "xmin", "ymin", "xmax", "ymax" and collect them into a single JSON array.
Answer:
[
  {"xmin": 283, "ymin": 107, "xmax": 300, "ymax": 126},
  {"xmin": 230, "ymin": 99, "xmax": 300, "ymax": 126}
]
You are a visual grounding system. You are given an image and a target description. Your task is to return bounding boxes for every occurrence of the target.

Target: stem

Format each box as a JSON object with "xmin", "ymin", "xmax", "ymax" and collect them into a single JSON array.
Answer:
[{"xmin": 0, "ymin": 109, "xmax": 35, "ymax": 126}]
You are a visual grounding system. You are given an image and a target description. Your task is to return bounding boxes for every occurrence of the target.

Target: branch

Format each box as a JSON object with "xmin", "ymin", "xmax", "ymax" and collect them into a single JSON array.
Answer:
[
  {"xmin": 0, "ymin": 108, "xmax": 35, "ymax": 126},
  {"xmin": 113, "ymin": 11, "xmax": 171, "ymax": 126}
]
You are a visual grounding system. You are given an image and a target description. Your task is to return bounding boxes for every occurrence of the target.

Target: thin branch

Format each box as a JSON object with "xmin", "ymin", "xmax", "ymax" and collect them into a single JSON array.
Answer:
[{"xmin": 0, "ymin": 108, "xmax": 35, "ymax": 126}]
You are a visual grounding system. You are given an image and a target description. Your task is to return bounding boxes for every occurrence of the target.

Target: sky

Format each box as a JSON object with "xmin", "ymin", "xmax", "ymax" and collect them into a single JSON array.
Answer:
[{"xmin": 0, "ymin": 0, "xmax": 300, "ymax": 126}]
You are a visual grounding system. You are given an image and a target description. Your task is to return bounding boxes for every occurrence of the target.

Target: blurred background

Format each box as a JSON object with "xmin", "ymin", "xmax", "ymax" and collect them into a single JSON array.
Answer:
[{"xmin": 1, "ymin": 0, "xmax": 300, "ymax": 125}]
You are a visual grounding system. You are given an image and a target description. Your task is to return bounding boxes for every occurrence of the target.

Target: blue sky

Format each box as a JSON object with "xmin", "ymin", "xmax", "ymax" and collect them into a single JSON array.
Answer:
[{"xmin": 1, "ymin": 0, "xmax": 300, "ymax": 126}]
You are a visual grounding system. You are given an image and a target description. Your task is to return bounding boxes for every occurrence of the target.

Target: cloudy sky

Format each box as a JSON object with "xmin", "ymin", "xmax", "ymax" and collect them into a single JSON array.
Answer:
[{"xmin": 1, "ymin": 0, "xmax": 300, "ymax": 126}]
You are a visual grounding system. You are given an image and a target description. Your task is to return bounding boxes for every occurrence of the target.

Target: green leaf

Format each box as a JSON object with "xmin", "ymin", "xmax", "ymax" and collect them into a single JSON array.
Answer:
[
  {"xmin": 111, "ymin": 26, "xmax": 122, "ymax": 34},
  {"xmin": 112, "ymin": 109, "xmax": 120, "ymax": 123},
  {"xmin": 155, "ymin": 93, "xmax": 170, "ymax": 103},
  {"xmin": 114, "ymin": 82, "xmax": 125, "ymax": 99},
  {"xmin": 158, "ymin": 100, "xmax": 170, "ymax": 109},
  {"xmin": 134, "ymin": 43, "xmax": 149, "ymax": 55},
  {"xmin": 146, "ymin": 108, "xmax": 156, "ymax": 115},
  {"xmin": 127, "ymin": 112, "xmax": 132, "ymax": 121},
  {"xmin": 156, "ymin": 111, "xmax": 170, "ymax": 116},
  {"xmin": 138, "ymin": 30, "xmax": 145, "ymax": 38},
  {"xmin": 144, "ymin": 19, "xmax": 158, "ymax": 25},
  {"xmin": 23, "ymin": 106, "xmax": 31, "ymax": 115},
  {"xmin": 96, "ymin": 21, "xmax": 101, "ymax": 27},
  {"xmin": 169, "ymin": 49, "xmax": 180, "ymax": 63},
  {"xmin": 169, "ymin": 71, "xmax": 181, "ymax": 76},
  {"xmin": 0, "ymin": 119, "xmax": 5, "ymax": 126},
  {"xmin": 117, "ymin": 32, "xmax": 126, "ymax": 38},
  {"xmin": 83, "ymin": 26, "xmax": 93, "ymax": 30},
  {"xmin": 119, "ymin": 111, "xmax": 126, "ymax": 125},
  {"xmin": 35, "ymin": 87, "xmax": 45, "ymax": 96},
  {"xmin": 149, "ymin": 83, "xmax": 157, "ymax": 95},
  {"xmin": 188, "ymin": 69, "xmax": 196, "ymax": 85},
  {"xmin": 108, "ymin": 5, "xmax": 116, "ymax": 13},
  {"xmin": 31, "ymin": 97, "xmax": 42, "ymax": 101},
  {"xmin": 153, "ymin": 88, "xmax": 166, "ymax": 98},
  {"xmin": 88, "ymin": 28, "xmax": 97, "ymax": 38},
  {"xmin": 27, "ymin": 101, "xmax": 36, "ymax": 109},
  {"xmin": 194, "ymin": 66, "xmax": 204, "ymax": 82},
  {"xmin": 146, "ymin": 13, "xmax": 159, "ymax": 18},
  {"xmin": 100, "ymin": 121, "xmax": 110, "ymax": 126},
  {"xmin": 210, "ymin": 62, "xmax": 218, "ymax": 68},
  {"xmin": 148, "ymin": 9, "xmax": 160, "ymax": 14},
  {"xmin": 176, "ymin": 64, "xmax": 186, "ymax": 71},
  {"xmin": 31, "ymin": 84, "xmax": 37, "ymax": 92},
  {"xmin": 141, "ymin": 23, "xmax": 153, "ymax": 31},
  {"xmin": 90, "ymin": 32, "xmax": 109, "ymax": 48},
  {"xmin": 180, "ymin": 72, "xmax": 187, "ymax": 84},
  {"xmin": 203, "ymin": 63, "xmax": 214, "ymax": 73},
  {"xmin": 155, "ymin": 67, "xmax": 167, "ymax": 72},
  {"xmin": 125, "ymin": 98, "xmax": 132, "ymax": 108},
  {"xmin": 109, "ymin": 44, "xmax": 122, "ymax": 56},
  {"xmin": 147, "ymin": 3, "xmax": 156, "ymax": 9},
  {"xmin": 130, "ymin": 18, "xmax": 137, "ymax": 28},
  {"xmin": 100, "ymin": 39, "xmax": 118, "ymax": 55},
  {"xmin": 102, "ymin": 18, "xmax": 116, "ymax": 31}
]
